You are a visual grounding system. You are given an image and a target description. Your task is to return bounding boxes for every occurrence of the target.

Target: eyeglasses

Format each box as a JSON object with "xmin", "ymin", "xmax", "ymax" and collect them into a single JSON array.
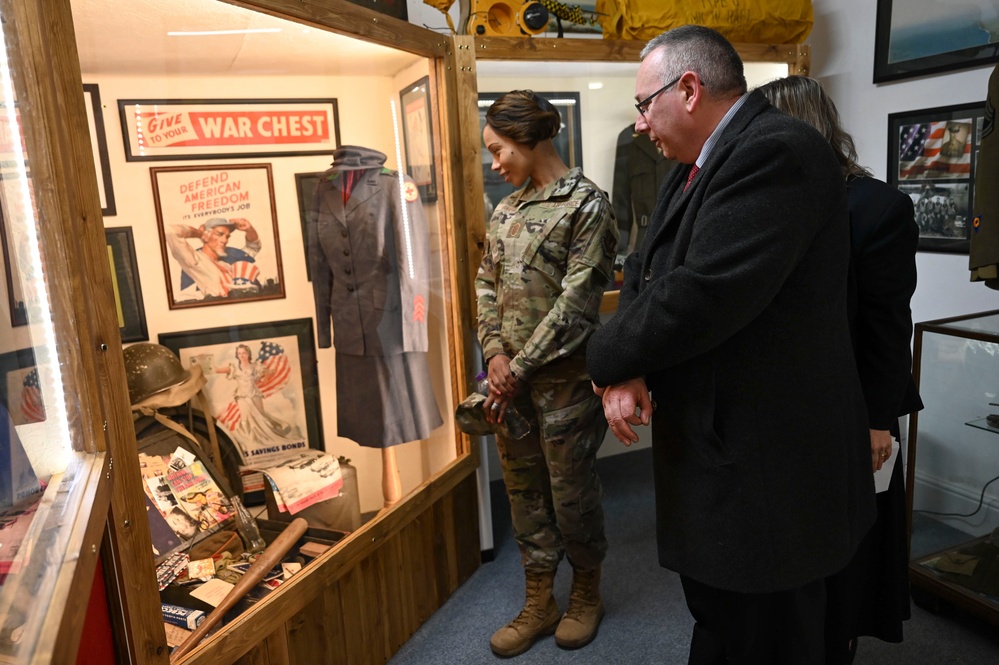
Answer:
[{"xmin": 635, "ymin": 74, "xmax": 683, "ymax": 116}]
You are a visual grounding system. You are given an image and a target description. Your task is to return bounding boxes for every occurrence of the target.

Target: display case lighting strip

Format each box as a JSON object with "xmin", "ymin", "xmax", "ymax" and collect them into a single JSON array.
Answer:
[
  {"xmin": 167, "ymin": 28, "xmax": 281, "ymax": 36},
  {"xmin": 389, "ymin": 98, "xmax": 415, "ymax": 280},
  {"xmin": 0, "ymin": 32, "xmax": 71, "ymax": 466}
]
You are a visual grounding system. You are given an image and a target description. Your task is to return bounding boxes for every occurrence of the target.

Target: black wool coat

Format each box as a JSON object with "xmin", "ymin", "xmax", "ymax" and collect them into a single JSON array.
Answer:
[
  {"xmin": 846, "ymin": 175, "xmax": 923, "ymax": 430},
  {"xmin": 587, "ymin": 91, "xmax": 876, "ymax": 594}
]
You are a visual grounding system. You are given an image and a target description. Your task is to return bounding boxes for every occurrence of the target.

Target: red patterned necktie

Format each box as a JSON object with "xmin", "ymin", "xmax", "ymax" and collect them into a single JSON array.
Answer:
[{"xmin": 684, "ymin": 164, "xmax": 699, "ymax": 192}]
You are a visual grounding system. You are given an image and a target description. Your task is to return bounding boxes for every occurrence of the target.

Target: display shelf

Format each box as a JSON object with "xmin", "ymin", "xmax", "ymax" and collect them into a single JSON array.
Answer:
[
  {"xmin": 966, "ymin": 417, "xmax": 999, "ymax": 435},
  {"xmin": 911, "ymin": 532, "xmax": 999, "ymax": 620}
]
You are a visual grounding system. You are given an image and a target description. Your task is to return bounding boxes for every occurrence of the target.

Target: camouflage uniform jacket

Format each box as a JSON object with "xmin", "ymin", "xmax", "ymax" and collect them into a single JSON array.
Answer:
[{"xmin": 476, "ymin": 168, "xmax": 617, "ymax": 384}]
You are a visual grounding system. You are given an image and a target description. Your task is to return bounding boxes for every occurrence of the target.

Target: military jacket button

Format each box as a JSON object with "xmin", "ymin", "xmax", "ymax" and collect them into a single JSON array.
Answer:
[{"xmin": 644, "ymin": 269, "xmax": 652, "ymax": 281}]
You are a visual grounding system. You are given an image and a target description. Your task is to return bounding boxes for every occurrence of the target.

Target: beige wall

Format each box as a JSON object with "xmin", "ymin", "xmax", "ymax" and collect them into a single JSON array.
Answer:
[{"xmin": 83, "ymin": 65, "xmax": 456, "ymax": 514}]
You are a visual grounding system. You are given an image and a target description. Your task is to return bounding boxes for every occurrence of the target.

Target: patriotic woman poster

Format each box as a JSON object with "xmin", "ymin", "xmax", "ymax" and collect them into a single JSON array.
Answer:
[
  {"xmin": 177, "ymin": 334, "xmax": 309, "ymax": 466},
  {"xmin": 150, "ymin": 163, "xmax": 285, "ymax": 309}
]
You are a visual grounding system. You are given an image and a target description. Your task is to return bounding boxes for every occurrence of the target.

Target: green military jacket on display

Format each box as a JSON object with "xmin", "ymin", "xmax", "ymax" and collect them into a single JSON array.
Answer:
[
  {"xmin": 476, "ymin": 168, "xmax": 617, "ymax": 384},
  {"xmin": 612, "ymin": 125, "xmax": 678, "ymax": 258},
  {"xmin": 971, "ymin": 63, "xmax": 999, "ymax": 288}
]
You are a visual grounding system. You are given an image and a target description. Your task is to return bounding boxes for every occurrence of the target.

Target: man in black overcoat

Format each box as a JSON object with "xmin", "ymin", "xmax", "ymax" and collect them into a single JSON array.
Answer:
[{"xmin": 586, "ymin": 26, "xmax": 876, "ymax": 665}]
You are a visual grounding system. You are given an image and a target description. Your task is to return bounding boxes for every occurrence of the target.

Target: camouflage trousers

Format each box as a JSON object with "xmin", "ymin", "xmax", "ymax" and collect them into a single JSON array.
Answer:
[{"xmin": 496, "ymin": 378, "xmax": 608, "ymax": 573}]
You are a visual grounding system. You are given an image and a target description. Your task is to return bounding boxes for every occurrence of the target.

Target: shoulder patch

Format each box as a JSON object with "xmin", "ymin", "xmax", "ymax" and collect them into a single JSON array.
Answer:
[
  {"xmin": 380, "ymin": 167, "xmax": 397, "ymax": 176},
  {"xmin": 602, "ymin": 230, "xmax": 617, "ymax": 257},
  {"xmin": 404, "ymin": 181, "xmax": 419, "ymax": 202}
]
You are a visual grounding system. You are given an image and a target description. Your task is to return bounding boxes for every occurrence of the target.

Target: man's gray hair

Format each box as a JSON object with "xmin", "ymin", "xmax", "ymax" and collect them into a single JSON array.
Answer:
[{"xmin": 640, "ymin": 25, "xmax": 747, "ymax": 98}]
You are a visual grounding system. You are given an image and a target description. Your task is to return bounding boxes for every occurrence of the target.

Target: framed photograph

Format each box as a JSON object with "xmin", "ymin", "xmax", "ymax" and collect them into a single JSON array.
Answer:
[
  {"xmin": 118, "ymin": 98, "xmax": 340, "ymax": 162},
  {"xmin": 0, "ymin": 201, "xmax": 26, "ymax": 327},
  {"xmin": 104, "ymin": 227, "xmax": 147, "ymax": 342},
  {"xmin": 0, "ymin": 347, "xmax": 42, "ymax": 426},
  {"xmin": 83, "ymin": 84, "xmax": 116, "ymax": 216},
  {"xmin": 294, "ymin": 171, "xmax": 324, "ymax": 282},
  {"xmin": 159, "ymin": 318, "xmax": 323, "ymax": 467},
  {"xmin": 874, "ymin": 1, "xmax": 999, "ymax": 83},
  {"xmin": 888, "ymin": 102, "xmax": 985, "ymax": 253},
  {"xmin": 399, "ymin": 77, "xmax": 437, "ymax": 202},
  {"xmin": 150, "ymin": 163, "xmax": 285, "ymax": 309},
  {"xmin": 477, "ymin": 91, "xmax": 582, "ymax": 210}
]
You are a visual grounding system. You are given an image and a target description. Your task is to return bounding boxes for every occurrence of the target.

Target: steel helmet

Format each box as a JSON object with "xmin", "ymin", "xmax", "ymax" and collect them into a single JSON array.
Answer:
[{"xmin": 122, "ymin": 343, "xmax": 191, "ymax": 406}]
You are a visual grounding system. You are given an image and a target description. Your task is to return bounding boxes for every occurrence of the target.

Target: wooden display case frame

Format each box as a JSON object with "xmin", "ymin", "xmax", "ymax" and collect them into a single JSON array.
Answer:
[
  {"xmin": 0, "ymin": 0, "xmax": 126, "ymax": 662},
  {"xmin": 9, "ymin": 1, "xmax": 483, "ymax": 664}
]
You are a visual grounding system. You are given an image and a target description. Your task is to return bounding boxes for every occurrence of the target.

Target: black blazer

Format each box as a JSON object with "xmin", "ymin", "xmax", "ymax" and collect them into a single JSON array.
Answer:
[
  {"xmin": 587, "ymin": 92, "xmax": 876, "ymax": 594},
  {"xmin": 847, "ymin": 176, "xmax": 923, "ymax": 431}
]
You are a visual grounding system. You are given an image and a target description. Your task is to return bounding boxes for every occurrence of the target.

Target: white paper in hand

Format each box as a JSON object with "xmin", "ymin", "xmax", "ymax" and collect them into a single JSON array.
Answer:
[{"xmin": 873, "ymin": 437, "xmax": 901, "ymax": 494}]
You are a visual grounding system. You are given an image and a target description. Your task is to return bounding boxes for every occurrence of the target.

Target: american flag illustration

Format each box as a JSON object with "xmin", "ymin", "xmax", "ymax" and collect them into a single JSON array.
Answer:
[
  {"xmin": 20, "ymin": 368, "xmax": 45, "ymax": 423},
  {"xmin": 228, "ymin": 260, "xmax": 260, "ymax": 290},
  {"xmin": 899, "ymin": 121, "xmax": 972, "ymax": 180},
  {"xmin": 216, "ymin": 341, "xmax": 291, "ymax": 432},
  {"xmin": 255, "ymin": 341, "xmax": 291, "ymax": 397}
]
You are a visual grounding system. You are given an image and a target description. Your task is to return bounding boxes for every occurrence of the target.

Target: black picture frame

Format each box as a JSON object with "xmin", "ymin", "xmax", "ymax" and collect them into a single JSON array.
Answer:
[
  {"xmin": 874, "ymin": 0, "xmax": 999, "ymax": 83},
  {"xmin": 0, "ymin": 347, "xmax": 41, "ymax": 426},
  {"xmin": 104, "ymin": 227, "xmax": 147, "ymax": 342},
  {"xmin": 887, "ymin": 102, "xmax": 985, "ymax": 253},
  {"xmin": 477, "ymin": 91, "xmax": 583, "ymax": 210},
  {"xmin": 159, "ymin": 318, "xmax": 324, "ymax": 466},
  {"xmin": 117, "ymin": 98, "xmax": 341, "ymax": 162},
  {"xmin": 294, "ymin": 171, "xmax": 324, "ymax": 282},
  {"xmin": 0, "ymin": 200, "xmax": 25, "ymax": 327},
  {"xmin": 399, "ymin": 76, "xmax": 437, "ymax": 202},
  {"xmin": 83, "ymin": 84, "xmax": 116, "ymax": 216}
]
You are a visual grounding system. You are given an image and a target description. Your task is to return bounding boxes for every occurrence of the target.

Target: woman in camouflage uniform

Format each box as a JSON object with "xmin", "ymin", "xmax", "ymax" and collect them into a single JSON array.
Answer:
[{"xmin": 476, "ymin": 90, "xmax": 618, "ymax": 657}]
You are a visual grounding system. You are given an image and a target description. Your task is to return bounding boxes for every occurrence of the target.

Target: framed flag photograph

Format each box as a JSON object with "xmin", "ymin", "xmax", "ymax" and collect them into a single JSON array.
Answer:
[{"xmin": 888, "ymin": 102, "xmax": 985, "ymax": 253}]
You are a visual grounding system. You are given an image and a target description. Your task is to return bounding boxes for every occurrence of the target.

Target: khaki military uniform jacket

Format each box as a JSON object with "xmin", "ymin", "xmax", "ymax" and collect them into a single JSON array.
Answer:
[{"xmin": 476, "ymin": 168, "xmax": 617, "ymax": 384}]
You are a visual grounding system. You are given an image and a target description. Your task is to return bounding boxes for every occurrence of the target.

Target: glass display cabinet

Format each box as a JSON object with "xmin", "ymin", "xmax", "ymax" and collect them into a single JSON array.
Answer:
[{"xmin": 908, "ymin": 310, "xmax": 999, "ymax": 626}]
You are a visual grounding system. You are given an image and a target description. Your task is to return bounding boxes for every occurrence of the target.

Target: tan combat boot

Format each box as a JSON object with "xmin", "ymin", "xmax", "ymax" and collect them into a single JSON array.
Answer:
[
  {"xmin": 490, "ymin": 569, "xmax": 560, "ymax": 657},
  {"xmin": 554, "ymin": 567, "xmax": 604, "ymax": 649}
]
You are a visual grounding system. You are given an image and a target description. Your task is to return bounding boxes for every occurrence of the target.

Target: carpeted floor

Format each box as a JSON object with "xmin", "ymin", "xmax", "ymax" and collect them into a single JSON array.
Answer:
[{"xmin": 388, "ymin": 447, "xmax": 999, "ymax": 664}]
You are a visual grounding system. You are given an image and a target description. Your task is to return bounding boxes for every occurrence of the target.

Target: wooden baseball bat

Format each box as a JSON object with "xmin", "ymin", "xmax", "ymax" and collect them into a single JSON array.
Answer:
[{"xmin": 169, "ymin": 517, "xmax": 309, "ymax": 662}]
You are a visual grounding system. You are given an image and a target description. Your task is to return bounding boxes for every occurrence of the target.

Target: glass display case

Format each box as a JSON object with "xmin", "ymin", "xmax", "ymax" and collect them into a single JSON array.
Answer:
[
  {"xmin": 1, "ymin": 0, "xmax": 483, "ymax": 663},
  {"xmin": 0, "ymin": 0, "xmax": 121, "ymax": 662},
  {"xmin": 908, "ymin": 310, "xmax": 999, "ymax": 626}
]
